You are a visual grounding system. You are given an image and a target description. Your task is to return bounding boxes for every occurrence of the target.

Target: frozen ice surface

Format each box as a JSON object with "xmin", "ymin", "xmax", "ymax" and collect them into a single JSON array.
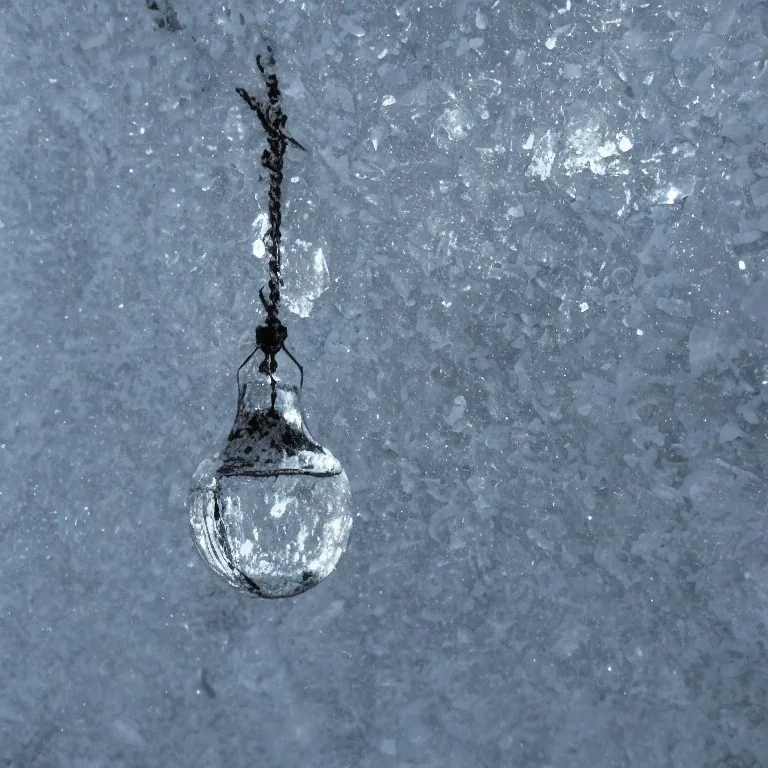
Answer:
[{"xmin": 3, "ymin": 0, "xmax": 768, "ymax": 766}]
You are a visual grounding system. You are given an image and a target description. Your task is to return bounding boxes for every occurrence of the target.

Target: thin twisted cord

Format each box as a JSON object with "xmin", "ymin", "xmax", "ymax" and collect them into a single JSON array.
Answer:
[
  {"xmin": 260, "ymin": 56, "xmax": 285, "ymax": 317},
  {"xmin": 236, "ymin": 48, "xmax": 306, "ymax": 405},
  {"xmin": 236, "ymin": 51, "xmax": 287, "ymax": 322}
]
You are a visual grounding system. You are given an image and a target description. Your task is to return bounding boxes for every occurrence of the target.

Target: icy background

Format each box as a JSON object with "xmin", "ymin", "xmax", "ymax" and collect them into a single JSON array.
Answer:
[{"xmin": 2, "ymin": 0, "xmax": 768, "ymax": 765}]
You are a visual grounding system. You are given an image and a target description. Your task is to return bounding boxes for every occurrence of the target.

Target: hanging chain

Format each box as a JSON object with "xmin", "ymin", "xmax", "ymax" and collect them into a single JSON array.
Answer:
[{"xmin": 236, "ymin": 47, "xmax": 306, "ymax": 408}]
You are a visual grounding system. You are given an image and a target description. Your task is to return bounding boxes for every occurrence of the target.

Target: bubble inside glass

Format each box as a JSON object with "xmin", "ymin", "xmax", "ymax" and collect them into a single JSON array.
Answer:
[{"xmin": 188, "ymin": 371, "xmax": 352, "ymax": 598}]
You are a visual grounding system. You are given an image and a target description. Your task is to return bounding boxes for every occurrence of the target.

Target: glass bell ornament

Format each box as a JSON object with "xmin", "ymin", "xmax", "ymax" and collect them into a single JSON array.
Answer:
[{"xmin": 188, "ymin": 359, "xmax": 352, "ymax": 598}]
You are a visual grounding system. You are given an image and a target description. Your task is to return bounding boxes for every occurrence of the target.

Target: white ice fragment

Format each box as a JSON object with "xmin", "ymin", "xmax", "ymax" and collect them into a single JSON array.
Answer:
[
  {"xmin": 527, "ymin": 527, "xmax": 553, "ymax": 552},
  {"xmin": 617, "ymin": 186, "xmax": 633, "ymax": 217},
  {"xmin": 378, "ymin": 48, "xmax": 388, "ymax": 59},
  {"xmin": 738, "ymin": 260, "xmax": 746, "ymax": 270},
  {"xmin": 522, "ymin": 133, "xmax": 535, "ymax": 150},
  {"xmin": 281, "ymin": 74, "xmax": 308, "ymax": 100},
  {"xmin": 650, "ymin": 179, "xmax": 693, "ymax": 205},
  {"xmin": 296, "ymin": 525, "xmax": 309, "ymax": 554},
  {"xmin": 618, "ymin": 134, "xmax": 633, "ymax": 152},
  {"xmin": 283, "ymin": 243, "xmax": 331, "ymax": 318},
  {"xmin": 251, "ymin": 212, "xmax": 269, "ymax": 259},
  {"xmin": 447, "ymin": 396, "xmax": 466, "ymax": 426},
  {"xmin": 563, "ymin": 121, "xmax": 629, "ymax": 176},
  {"xmin": 475, "ymin": 10, "xmax": 488, "ymax": 29},
  {"xmin": 382, "ymin": 95, "xmax": 396, "ymax": 106},
  {"xmin": 240, "ymin": 540, "xmax": 254, "ymax": 558},
  {"xmin": 270, "ymin": 497, "xmax": 291, "ymax": 519},
  {"xmin": 339, "ymin": 17, "xmax": 365, "ymax": 37},
  {"xmin": 636, "ymin": 328, "xmax": 644, "ymax": 336},
  {"xmin": 280, "ymin": 396, "xmax": 304, "ymax": 433},
  {"xmin": 545, "ymin": 36, "xmax": 557, "ymax": 50},
  {"xmin": 579, "ymin": 302, "xmax": 589, "ymax": 313},
  {"xmin": 526, "ymin": 130, "xmax": 555, "ymax": 181},
  {"xmin": 438, "ymin": 108, "xmax": 472, "ymax": 140}
]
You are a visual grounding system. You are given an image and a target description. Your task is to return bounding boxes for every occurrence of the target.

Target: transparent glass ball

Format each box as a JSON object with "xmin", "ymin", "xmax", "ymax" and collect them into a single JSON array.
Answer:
[{"xmin": 188, "ymin": 366, "xmax": 352, "ymax": 598}]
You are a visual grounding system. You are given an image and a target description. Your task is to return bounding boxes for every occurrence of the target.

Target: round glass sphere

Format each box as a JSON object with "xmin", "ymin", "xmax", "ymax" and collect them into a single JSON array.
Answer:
[{"xmin": 188, "ymin": 370, "xmax": 353, "ymax": 598}]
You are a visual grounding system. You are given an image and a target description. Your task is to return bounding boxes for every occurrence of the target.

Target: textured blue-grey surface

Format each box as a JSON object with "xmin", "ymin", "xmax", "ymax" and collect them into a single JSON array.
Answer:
[{"xmin": 2, "ymin": 1, "xmax": 768, "ymax": 766}]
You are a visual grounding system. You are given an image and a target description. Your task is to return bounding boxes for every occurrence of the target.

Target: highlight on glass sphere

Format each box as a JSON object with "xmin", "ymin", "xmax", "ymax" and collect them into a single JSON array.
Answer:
[{"xmin": 188, "ymin": 367, "xmax": 353, "ymax": 599}]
